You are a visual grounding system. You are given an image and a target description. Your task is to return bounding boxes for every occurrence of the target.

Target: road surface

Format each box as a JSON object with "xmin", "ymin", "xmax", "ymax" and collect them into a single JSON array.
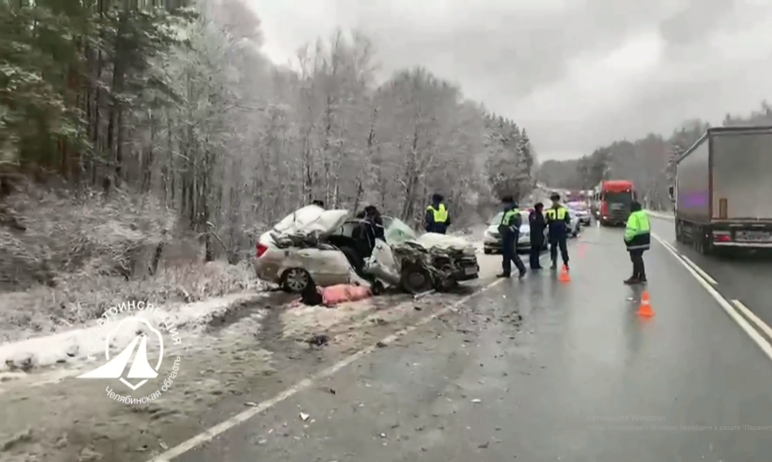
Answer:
[
  {"xmin": 160, "ymin": 222, "xmax": 772, "ymax": 462},
  {"xmin": 648, "ymin": 212, "xmax": 772, "ymax": 335}
]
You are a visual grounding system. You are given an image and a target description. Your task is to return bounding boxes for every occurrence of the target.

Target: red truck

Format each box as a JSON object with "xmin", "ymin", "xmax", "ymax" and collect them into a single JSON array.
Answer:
[{"xmin": 591, "ymin": 180, "xmax": 637, "ymax": 226}]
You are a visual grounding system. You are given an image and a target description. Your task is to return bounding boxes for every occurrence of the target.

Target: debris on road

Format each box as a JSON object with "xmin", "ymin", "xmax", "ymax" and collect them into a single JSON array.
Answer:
[
  {"xmin": 299, "ymin": 412, "xmax": 310, "ymax": 422},
  {"xmin": 413, "ymin": 289, "xmax": 436, "ymax": 300},
  {"xmin": 307, "ymin": 334, "xmax": 329, "ymax": 347},
  {"xmin": 471, "ymin": 398, "xmax": 482, "ymax": 404}
]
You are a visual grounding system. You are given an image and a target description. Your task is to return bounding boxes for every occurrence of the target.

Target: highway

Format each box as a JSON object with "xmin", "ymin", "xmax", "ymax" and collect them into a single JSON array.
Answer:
[
  {"xmin": 648, "ymin": 211, "xmax": 772, "ymax": 344},
  {"xmin": 3, "ymin": 217, "xmax": 772, "ymax": 462},
  {"xmin": 167, "ymin": 221, "xmax": 772, "ymax": 462}
]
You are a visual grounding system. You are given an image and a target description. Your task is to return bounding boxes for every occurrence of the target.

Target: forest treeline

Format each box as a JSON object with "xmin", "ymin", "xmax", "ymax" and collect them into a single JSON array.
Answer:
[
  {"xmin": 537, "ymin": 103, "xmax": 772, "ymax": 210},
  {"xmin": 0, "ymin": 0, "xmax": 535, "ymax": 264}
]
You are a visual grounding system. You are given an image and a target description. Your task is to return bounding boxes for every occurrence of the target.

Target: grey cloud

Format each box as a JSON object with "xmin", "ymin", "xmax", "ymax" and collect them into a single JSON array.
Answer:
[{"xmin": 252, "ymin": 0, "xmax": 772, "ymax": 160}]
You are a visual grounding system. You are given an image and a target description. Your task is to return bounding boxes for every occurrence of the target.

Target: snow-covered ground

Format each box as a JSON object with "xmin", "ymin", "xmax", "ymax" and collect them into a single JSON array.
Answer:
[{"xmin": 0, "ymin": 292, "xmax": 266, "ymax": 374}]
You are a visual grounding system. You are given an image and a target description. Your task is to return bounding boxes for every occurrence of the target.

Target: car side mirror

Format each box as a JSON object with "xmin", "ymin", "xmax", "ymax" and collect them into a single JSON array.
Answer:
[{"xmin": 667, "ymin": 186, "xmax": 674, "ymax": 200}]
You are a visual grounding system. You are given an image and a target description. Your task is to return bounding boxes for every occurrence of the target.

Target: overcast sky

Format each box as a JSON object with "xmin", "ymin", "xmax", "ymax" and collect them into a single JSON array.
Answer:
[{"xmin": 246, "ymin": 0, "xmax": 772, "ymax": 160}]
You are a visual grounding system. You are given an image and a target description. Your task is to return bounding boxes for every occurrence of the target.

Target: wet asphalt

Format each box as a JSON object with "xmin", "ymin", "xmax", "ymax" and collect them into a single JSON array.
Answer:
[
  {"xmin": 175, "ymin": 223, "xmax": 772, "ymax": 462},
  {"xmin": 649, "ymin": 214, "xmax": 772, "ymax": 332}
]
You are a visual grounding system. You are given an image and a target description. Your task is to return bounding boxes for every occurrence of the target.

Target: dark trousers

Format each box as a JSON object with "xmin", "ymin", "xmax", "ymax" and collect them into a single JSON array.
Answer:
[
  {"xmin": 629, "ymin": 249, "xmax": 646, "ymax": 279},
  {"xmin": 502, "ymin": 236, "xmax": 526, "ymax": 275},
  {"xmin": 529, "ymin": 244, "xmax": 542, "ymax": 269},
  {"xmin": 549, "ymin": 236, "xmax": 569, "ymax": 265}
]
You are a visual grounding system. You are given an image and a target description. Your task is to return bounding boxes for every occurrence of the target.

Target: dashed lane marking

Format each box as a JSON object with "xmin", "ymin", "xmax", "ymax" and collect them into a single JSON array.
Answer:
[
  {"xmin": 148, "ymin": 250, "xmax": 562, "ymax": 461},
  {"xmin": 147, "ymin": 277, "xmax": 514, "ymax": 461},
  {"xmin": 652, "ymin": 234, "xmax": 717, "ymax": 285},
  {"xmin": 652, "ymin": 232, "xmax": 772, "ymax": 364}
]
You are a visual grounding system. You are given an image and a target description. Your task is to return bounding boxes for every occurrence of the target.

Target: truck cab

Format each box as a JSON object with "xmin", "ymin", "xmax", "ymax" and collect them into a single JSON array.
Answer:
[{"xmin": 598, "ymin": 180, "xmax": 636, "ymax": 226}]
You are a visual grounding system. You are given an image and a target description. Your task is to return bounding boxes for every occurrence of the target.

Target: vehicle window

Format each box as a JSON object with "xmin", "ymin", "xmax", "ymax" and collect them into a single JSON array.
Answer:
[
  {"xmin": 384, "ymin": 217, "xmax": 418, "ymax": 243},
  {"xmin": 333, "ymin": 222, "xmax": 359, "ymax": 237},
  {"xmin": 605, "ymin": 191, "xmax": 633, "ymax": 205},
  {"xmin": 568, "ymin": 203, "xmax": 587, "ymax": 211},
  {"xmin": 490, "ymin": 212, "xmax": 504, "ymax": 225}
]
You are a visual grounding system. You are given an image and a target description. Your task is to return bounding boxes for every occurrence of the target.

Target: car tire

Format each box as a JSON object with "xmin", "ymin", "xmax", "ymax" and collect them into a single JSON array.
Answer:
[
  {"xmin": 280, "ymin": 268, "xmax": 312, "ymax": 293},
  {"xmin": 400, "ymin": 263, "xmax": 434, "ymax": 294},
  {"xmin": 483, "ymin": 248, "xmax": 492, "ymax": 255}
]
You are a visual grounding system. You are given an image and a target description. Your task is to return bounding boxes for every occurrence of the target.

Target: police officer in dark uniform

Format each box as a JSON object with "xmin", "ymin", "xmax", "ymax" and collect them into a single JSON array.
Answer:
[
  {"xmin": 424, "ymin": 193, "xmax": 451, "ymax": 234},
  {"xmin": 496, "ymin": 196, "xmax": 527, "ymax": 279},
  {"xmin": 545, "ymin": 193, "xmax": 571, "ymax": 270},
  {"xmin": 528, "ymin": 202, "xmax": 546, "ymax": 270}
]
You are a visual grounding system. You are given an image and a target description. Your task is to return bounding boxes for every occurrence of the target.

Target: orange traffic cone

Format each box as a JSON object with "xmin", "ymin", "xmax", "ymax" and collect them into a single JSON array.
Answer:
[
  {"xmin": 559, "ymin": 265, "xmax": 571, "ymax": 283},
  {"xmin": 638, "ymin": 291, "xmax": 655, "ymax": 317}
]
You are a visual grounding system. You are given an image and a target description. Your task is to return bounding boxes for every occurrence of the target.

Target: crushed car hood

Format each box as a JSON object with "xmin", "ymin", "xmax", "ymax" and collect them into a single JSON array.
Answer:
[{"xmin": 416, "ymin": 233, "xmax": 475, "ymax": 255}]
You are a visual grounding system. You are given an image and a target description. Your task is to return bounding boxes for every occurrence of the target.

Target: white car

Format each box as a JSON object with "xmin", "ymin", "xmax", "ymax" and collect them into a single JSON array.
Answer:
[
  {"xmin": 567, "ymin": 202, "xmax": 591, "ymax": 228},
  {"xmin": 255, "ymin": 206, "xmax": 480, "ymax": 294},
  {"xmin": 483, "ymin": 211, "xmax": 549, "ymax": 254}
]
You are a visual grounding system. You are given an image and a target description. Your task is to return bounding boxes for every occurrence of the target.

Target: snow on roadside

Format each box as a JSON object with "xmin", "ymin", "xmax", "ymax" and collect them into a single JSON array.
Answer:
[
  {"xmin": 280, "ymin": 299, "xmax": 378, "ymax": 340},
  {"xmin": 0, "ymin": 292, "xmax": 266, "ymax": 373}
]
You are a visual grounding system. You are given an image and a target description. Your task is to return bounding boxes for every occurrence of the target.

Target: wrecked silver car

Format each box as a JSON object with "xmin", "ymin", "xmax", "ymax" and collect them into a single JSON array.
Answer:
[{"xmin": 254, "ymin": 206, "xmax": 479, "ymax": 294}]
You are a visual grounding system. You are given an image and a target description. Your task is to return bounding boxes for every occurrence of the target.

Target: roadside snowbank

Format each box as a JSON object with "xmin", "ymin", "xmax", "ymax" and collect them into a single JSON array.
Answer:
[{"xmin": 0, "ymin": 292, "xmax": 265, "ymax": 372}]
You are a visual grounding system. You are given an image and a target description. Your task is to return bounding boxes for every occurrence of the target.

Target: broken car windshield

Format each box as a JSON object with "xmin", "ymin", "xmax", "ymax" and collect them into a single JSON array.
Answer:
[{"xmin": 383, "ymin": 217, "xmax": 418, "ymax": 243}]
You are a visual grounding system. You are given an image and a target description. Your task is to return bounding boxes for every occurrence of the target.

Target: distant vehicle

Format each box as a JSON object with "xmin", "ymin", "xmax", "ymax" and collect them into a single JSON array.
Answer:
[
  {"xmin": 567, "ymin": 201, "xmax": 591, "ymax": 226},
  {"xmin": 594, "ymin": 180, "xmax": 637, "ymax": 226},
  {"xmin": 669, "ymin": 126, "xmax": 772, "ymax": 254},
  {"xmin": 483, "ymin": 210, "xmax": 548, "ymax": 255}
]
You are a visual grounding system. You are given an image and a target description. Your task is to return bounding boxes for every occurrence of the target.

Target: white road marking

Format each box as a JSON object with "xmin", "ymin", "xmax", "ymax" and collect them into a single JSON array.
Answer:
[
  {"xmin": 147, "ymin": 277, "xmax": 509, "ymax": 462},
  {"xmin": 732, "ymin": 300, "xmax": 772, "ymax": 341},
  {"xmin": 652, "ymin": 233, "xmax": 772, "ymax": 363},
  {"xmin": 149, "ymin": 247, "xmax": 562, "ymax": 461},
  {"xmin": 680, "ymin": 255, "xmax": 718, "ymax": 285},
  {"xmin": 652, "ymin": 233, "xmax": 717, "ymax": 285}
]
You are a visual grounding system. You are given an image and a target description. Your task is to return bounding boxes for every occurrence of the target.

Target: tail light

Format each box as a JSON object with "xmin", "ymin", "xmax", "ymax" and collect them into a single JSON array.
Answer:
[
  {"xmin": 256, "ymin": 243, "xmax": 269, "ymax": 258},
  {"xmin": 713, "ymin": 232, "xmax": 731, "ymax": 243}
]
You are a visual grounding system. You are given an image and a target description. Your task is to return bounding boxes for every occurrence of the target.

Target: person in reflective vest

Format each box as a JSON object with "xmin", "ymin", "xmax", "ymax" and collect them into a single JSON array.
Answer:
[
  {"xmin": 424, "ymin": 193, "xmax": 451, "ymax": 234},
  {"xmin": 496, "ymin": 195, "xmax": 527, "ymax": 279},
  {"xmin": 624, "ymin": 201, "xmax": 651, "ymax": 284},
  {"xmin": 545, "ymin": 193, "xmax": 571, "ymax": 269}
]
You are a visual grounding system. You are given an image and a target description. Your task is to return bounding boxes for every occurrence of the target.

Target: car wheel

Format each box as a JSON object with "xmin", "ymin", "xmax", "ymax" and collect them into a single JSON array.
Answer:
[
  {"xmin": 483, "ymin": 248, "xmax": 492, "ymax": 255},
  {"xmin": 281, "ymin": 268, "xmax": 312, "ymax": 293},
  {"xmin": 400, "ymin": 263, "xmax": 434, "ymax": 294}
]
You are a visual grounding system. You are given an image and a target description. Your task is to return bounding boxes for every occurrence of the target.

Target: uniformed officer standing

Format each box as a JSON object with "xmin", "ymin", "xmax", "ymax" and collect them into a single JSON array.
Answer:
[
  {"xmin": 528, "ymin": 202, "xmax": 546, "ymax": 270},
  {"xmin": 624, "ymin": 201, "xmax": 651, "ymax": 284},
  {"xmin": 545, "ymin": 193, "xmax": 571, "ymax": 270},
  {"xmin": 496, "ymin": 196, "xmax": 527, "ymax": 279},
  {"xmin": 425, "ymin": 193, "xmax": 451, "ymax": 234}
]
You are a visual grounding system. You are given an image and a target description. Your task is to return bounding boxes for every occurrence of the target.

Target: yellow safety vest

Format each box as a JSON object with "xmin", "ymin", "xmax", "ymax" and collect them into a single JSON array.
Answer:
[
  {"xmin": 545, "ymin": 206, "xmax": 567, "ymax": 220},
  {"xmin": 625, "ymin": 210, "xmax": 650, "ymax": 240},
  {"xmin": 427, "ymin": 204, "xmax": 448, "ymax": 223}
]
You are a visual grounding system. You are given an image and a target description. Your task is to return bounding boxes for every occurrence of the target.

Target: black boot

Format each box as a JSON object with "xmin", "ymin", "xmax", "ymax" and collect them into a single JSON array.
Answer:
[
  {"xmin": 550, "ymin": 261, "xmax": 557, "ymax": 269},
  {"xmin": 624, "ymin": 276, "xmax": 640, "ymax": 285},
  {"xmin": 496, "ymin": 273, "xmax": 511, "ymax": 278}
]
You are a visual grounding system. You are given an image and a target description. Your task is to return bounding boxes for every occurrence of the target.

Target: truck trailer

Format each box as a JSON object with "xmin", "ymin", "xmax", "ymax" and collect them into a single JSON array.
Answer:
[{"xmin": 669, "ymin": 126, "xmax": 772, "ymax": 254}]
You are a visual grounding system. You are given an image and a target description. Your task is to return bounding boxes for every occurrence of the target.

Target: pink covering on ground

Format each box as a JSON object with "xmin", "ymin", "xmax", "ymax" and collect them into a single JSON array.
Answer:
[{"xmin": 321, "ymin": 284, "xmax": 373, "ymax": 306}]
